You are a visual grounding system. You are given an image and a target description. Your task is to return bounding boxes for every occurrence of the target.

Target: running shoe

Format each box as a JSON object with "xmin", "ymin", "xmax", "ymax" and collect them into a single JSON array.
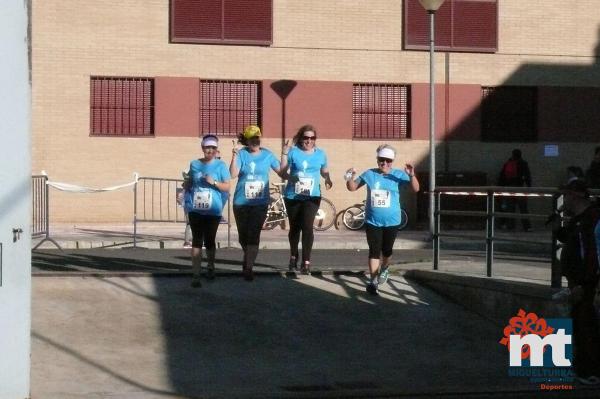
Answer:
[
  {"xmin": 300, "ymin": 262, "xmax": 311, "ymax": 275},
  {"xmin": 378, "ymin": 267, "xmax": 390, "ymax": 285},
  {"xmin": 243, "ymin": 268, "xmax": 254, "ymax": 281},
  {"xmin": 366, "ymin": 282, "xmax": 379, "ymax": 295},
  {"xmin": 288, "ymin": 257, "xmax": 298, "ymax": 272},
  {"xmin": 190, "ymin": 275, "xmax": 201, "ymax": 288},
  {"xmin": 206, "ymin": 267, "xmax": 215, "ymax": 280},
  {"xmin": 577, "ymin": 376, "xmax": 600, "ymax": 385}
]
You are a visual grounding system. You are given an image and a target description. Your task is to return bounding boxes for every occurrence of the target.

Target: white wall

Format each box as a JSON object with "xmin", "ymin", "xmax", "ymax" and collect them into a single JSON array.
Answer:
[{"xmin": 0, "ymin": 1, "xmax": 31, "ymax": 398}]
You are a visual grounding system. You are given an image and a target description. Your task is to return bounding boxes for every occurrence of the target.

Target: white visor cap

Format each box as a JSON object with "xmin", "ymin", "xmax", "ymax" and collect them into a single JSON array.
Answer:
[
  {"xmin": 201, "ymin": 136, "xmax": 219, "ymax": 147},
  {"xmin": 377, "ymin": 147, "xmax": 395, "ymax": 160}
]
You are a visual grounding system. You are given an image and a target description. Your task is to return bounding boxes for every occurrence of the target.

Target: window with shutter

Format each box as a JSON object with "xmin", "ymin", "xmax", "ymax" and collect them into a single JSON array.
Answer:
[
  {"xmin": 353, "ymin": 84, "xmax": 411, "ymax": 140},
  {"xmin": 90, "ymin": 77, "xmax": 154, "ymax": 137},
  {"xmin": 481, "ymin": 86, "xmax": 537, "ymax": 142},
  {"xmin": 171, "ymin": 0, "xmax": 272, "ymax": 45},
  {"xmin": 404, "ymin": 0, "xmax": 497, "ymax": 53},
  {"xmin": 200, "ymin": 80, "xmax": 261, "ymax": 136}
]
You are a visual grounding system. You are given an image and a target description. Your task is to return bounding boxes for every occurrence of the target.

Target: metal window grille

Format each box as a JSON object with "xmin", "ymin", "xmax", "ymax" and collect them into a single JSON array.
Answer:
[
  {"xmin": 90, "ymin": 77, "xmax": 154, "ymax": 136},
  {"xmin": 353, "ymin": 83, "xmax": 411, "ymax": 139},
  {"xmin": 200, "ymin": 80, "xmax": 261, "ymax": 136},
  {"xmin": 481, "ymin": 86, "xmax": 537, "ymax": 142}
]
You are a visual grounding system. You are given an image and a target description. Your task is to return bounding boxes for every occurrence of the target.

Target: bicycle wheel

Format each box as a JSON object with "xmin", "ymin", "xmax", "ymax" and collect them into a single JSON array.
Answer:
[
  {"xmin": 313, "ymin": 197, "xmax": 336, "ymax": 231},
  {"xmin": 263, "ymin": 197, "xmax": 283, "ymax": 230},
  {"xmin": 342, "ymin": 205, "xmax": 365, "ymax": 230},
  {"xmin": 398, "ymin": 209, "xmax": 409, "ymax": 231}
]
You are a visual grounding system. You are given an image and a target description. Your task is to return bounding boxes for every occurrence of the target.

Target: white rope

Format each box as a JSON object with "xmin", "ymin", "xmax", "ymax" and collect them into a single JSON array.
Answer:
[
  {"xmin": 440, "ymin": 191, "xmax": 553, "ymax": 197},
  {"xmin": 41, "ymin": 171, "xmax": 139, "ymax": 193}
]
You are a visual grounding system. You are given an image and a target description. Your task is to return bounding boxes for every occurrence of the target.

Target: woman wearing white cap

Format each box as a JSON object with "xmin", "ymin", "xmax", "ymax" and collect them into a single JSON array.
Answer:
[
  {"xmin": 183, "ymin": 134, "xmax": 231, "ymax": 288},
  {"xmin": 280, "ymin": 124, "xmax": 333, "ymax": 274},
  {"xmin": 230, "ymin": 125, "xmax": 284, "ymax": 281},
  {"xmin": 345, "ymin": 144, "xmax": 419, "ymax": 295}
]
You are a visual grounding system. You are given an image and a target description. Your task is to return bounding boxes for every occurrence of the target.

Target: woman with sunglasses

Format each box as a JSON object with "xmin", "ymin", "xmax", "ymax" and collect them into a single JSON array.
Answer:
[
  {"xmin": 345, "ymin": 144, "xmax": 419, "ymax": 295},
  {"xmin": 230, "ymin": 125, "xmax": 284, "ymax": 281},
  {"xmin": 183, "ymin": 134, "xmax": 231, "ymax": 288},
  {"xmin": 280, "ymin": 124, "xmax": 333, "ymax": 274}
]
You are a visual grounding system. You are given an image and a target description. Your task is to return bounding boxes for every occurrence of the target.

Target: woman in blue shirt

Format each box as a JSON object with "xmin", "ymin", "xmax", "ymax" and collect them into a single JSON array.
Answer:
[
  {"xmin": 230, "ymin": 125, "xmax": 284, "ymax": 281},
  {"xmin": 346, "ymin": 144, "xmax": 420, "ymax": 295},
  {"xmin": 281, "ymin": 124, "xmax": 333, "ymax": 274},
  {"xmin": 184, "ymin": 134, "xmax": 231, "ymax": 288}
]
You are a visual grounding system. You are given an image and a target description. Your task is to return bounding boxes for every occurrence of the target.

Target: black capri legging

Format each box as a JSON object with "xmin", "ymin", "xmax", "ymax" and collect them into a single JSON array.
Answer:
[
  {"xmin": 365, "ymin": 223, "xmax": 399, "ymax": 259},
  {"xmin": 284, "ymin": 197, "xmax": 321, "ymax": 262},
  {"xmin": 233, "ymin": 205, "xmax": 268, "ymax": 248},
  {"xmin": 188, "ymin": 213, "xmax": 221, "ymax": 249}
]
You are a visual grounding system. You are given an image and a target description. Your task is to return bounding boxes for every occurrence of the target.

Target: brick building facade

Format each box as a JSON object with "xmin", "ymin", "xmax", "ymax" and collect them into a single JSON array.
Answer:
[{"xmin": 32, "ymin": 0, "xmax": 600, "ymax": 223}]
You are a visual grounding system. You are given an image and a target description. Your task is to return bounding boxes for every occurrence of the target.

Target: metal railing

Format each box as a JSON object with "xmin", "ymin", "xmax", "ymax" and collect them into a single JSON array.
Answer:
[
  {"xmin": 432, "ymin": 186, "xmax": 600, "ymax": 288},
  {"xmin": 31, "ymin": 174, "xmax": 61, "ymax": 250},
  {"xmin": 133, "ymin": 176, "xmax": 232, "ymax": 248}
]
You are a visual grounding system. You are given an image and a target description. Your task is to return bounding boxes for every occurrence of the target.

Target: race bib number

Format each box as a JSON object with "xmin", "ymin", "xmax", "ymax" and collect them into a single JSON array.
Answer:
[
  {"xmin": 295, "ymin": 177, "xmax": 314, "ymax": 196},
  {"xmin": 371, "ymin": 189, "xmax": 391, "ymax": 208},
  {"xmin": 193, "ymin": 190, "xmax": 212, "ymax": 210},
  {"xmin": 245, "ymin": 180, "xmax": 265, "ymax": 200}
]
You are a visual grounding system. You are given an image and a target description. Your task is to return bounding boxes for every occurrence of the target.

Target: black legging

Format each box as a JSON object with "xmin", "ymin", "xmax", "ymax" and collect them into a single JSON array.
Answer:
[
  {"xmin": 284, "ymin": 197, "xmax": 321, "ymax": 263},
  {"xmin": 365, "ymin": 223, "xmax": 399, "ymax": 259},
  {"xmin": 233, "ymin": 205, "xmax": 268, "ymax": 248},
  {"xmin": 188, "ymin": 213, "xmax": 221, "ymax": 249}
]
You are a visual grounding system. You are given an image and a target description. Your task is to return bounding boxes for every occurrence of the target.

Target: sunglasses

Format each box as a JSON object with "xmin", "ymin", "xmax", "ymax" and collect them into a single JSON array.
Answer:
[
  {"xmin": 302, "ymin": 136, "xmax": 317, "ymax": 141},
  {"xmin": 202, "ymin": 146, "xmax": 217, "ymax": 150},
  {"xmin": 377, "ymin": 157, "xmax": 393, "ymax": 164}
]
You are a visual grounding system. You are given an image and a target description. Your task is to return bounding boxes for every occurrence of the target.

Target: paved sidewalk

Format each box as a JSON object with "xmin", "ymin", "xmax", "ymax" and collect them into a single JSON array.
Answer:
[
  {"xmin": 31, "ymin": 274, "xmax": 595, "ymax": 399},
  {"xmin": 33, "ymin": 222, "xmax": 553, "ymax": 254}
]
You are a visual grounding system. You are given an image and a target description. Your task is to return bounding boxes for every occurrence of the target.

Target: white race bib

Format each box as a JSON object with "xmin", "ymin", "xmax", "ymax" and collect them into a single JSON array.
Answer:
[
  {"xmin": 371, "ymin": 189, "xmax": 391, "ymax": 208},
  {"xmin": 193, "ymin": 190, "xmax": 212, "ymax": 210},
  {"xmin": 245, "ymin": 180, "xmax": 265, "ymax": 200},
  {"xmin": 295, "ymin": 177, "xmax": 314, "ymax": 196}
]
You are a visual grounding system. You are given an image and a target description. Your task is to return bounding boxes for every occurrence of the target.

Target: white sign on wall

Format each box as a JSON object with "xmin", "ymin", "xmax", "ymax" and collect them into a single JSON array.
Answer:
[{"xmin": 544, "ymin": 144, "xmax": 559, "ymax": 157}]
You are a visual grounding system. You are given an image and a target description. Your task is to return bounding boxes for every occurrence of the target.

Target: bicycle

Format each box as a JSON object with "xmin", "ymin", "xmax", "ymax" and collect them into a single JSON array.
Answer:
[
  {"xmin": 262, "ymin": 182, "xmax": 337, "ymax": 231},
  {"xmin": 342, "ymin": 200, "xmax": 408, "ymax": 231},
  {"xmin": 263, "ymin": 182, "xmax": 288, "ymax": 230}
]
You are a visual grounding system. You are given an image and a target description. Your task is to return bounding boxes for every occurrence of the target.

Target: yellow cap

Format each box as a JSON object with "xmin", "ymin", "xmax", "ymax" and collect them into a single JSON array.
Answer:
[{"xmin": 243, "ymin": 125, "xmax": 261, "ymax": 139}]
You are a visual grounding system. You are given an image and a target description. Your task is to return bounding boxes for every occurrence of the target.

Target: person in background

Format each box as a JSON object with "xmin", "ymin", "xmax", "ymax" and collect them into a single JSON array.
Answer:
[
  {"xmin": 567, "ymin": 165, "xmax": 585, "ymax": 184},
  {"xmin": 497, "ymin": 148, "xmax": 532, "ymax": 231},
  {"xmin": 183, "ymin": 134, "xmax": 231, "ymax": 288},
  {"xmin": 345, "ymin": 144, "xmax": 419, "ymax": 295},
  {"xmin": 230, "ymin": 125, "xmax": 284, "ymax": 281},
  {"xmin": 280, "ymin": 124, "xmax": 332, "ymax": 274},
  {"xmin": 585, "ymin": 146, "xmax": 600, "ymax": 189},
  {"xmin": 553, "ymin": 179, "xmax": 600, "ymax": 385}
]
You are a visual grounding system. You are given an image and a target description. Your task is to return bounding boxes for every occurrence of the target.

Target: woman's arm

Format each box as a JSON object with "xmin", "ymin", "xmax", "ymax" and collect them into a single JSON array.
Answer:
[
  {"xmin": 346, "ymin": 169, "xmax": 363, "ymax": 192},
  {"xmin": 229, "ymin": 145, "xmax": 240, "ymax": 179},
  {"xmin": 320, "ymin": 167, "xmax": 333, "ymax": 190},
  {"xmin": 279, "ymin": 140, "xmax": 291, "ymax": 178},
  {"xmin": 405, "ymin": 164, "xmax": 420, "ymax": 192}
]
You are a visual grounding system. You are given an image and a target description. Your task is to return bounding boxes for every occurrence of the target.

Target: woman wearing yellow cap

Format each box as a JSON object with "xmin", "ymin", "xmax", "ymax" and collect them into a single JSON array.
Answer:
[{"xmin": 230, "ymin": 125, "xmax": 284, "ymax": 281}]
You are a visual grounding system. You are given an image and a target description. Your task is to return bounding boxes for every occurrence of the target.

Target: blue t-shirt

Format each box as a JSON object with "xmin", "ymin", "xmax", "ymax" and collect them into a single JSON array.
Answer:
[
  {"xmin": 233, "ymin": 148, "xmax": 280, "ymax": 206},
  {"xmin": 184, "ymin": 158, "xmax": 231, "ymax": 216},
  {"xmin": 356, "ymin": 168, "xmax": 411, "ymax": 227},
  {"xmin": 284, "ymin": 146, "xmax": 328, "ymax": 199}
]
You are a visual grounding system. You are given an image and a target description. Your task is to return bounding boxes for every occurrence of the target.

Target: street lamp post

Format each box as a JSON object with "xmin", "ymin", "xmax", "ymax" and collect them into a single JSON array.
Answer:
[{"xmin": 418, "ymin": 0, "xmax": 445, "ymax": 240}]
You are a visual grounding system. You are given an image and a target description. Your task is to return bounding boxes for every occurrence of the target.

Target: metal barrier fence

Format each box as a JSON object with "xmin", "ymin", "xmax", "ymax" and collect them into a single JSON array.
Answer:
[
  {"xmin": 31, "ymin": 174, "xmax": 61, "ymax": 250},
  {"xmin": 133, "ymin": 176, "xmax": 232, "ymax": 248},
  {"xmin": 432, "ymin": 186, "xmax": 600, "ymax": 288}
]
